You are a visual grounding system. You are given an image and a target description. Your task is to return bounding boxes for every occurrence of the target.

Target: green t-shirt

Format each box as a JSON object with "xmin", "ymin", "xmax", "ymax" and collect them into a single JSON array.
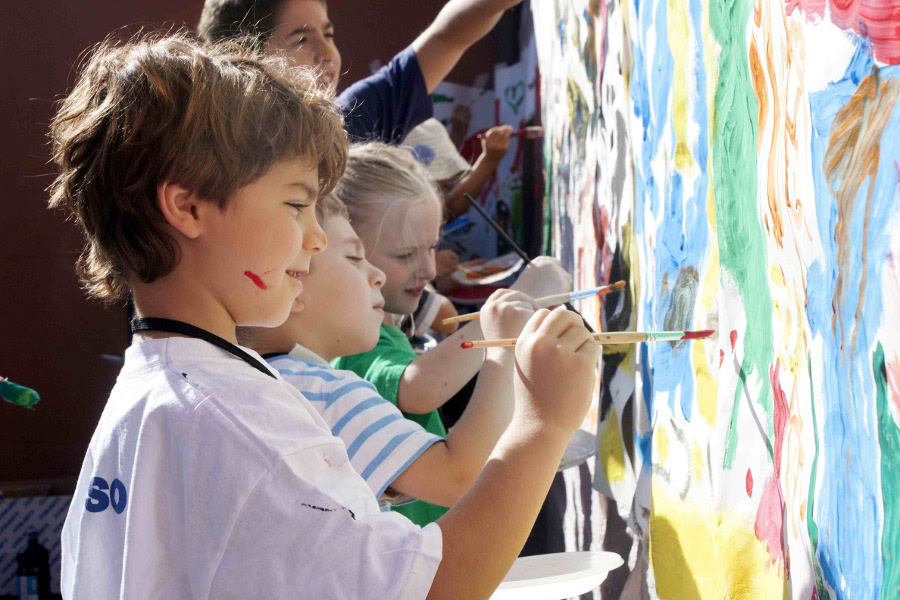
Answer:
[{"xmin": 332, "ymin": 324, "xmax": 449, "ymax": 526}]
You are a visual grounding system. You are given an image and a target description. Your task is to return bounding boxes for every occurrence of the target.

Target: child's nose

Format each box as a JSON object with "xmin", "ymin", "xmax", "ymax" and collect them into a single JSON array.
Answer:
[
  {"xmin": 305, "ymin": 219, "xmax": 327, "ymax": 255},
  {"xmin": 370, "ymin": 264, "xmax": 386, "ymax": 288},
  {"xmin": 418, "ymin": 256, "xmax": 437, "ymax": 282}
]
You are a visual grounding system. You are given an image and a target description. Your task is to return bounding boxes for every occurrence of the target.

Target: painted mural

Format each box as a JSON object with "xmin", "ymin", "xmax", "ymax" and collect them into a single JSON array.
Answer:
[{"xmin": 531, "ymin": 0, "xmax": 900, "ymax": 598}]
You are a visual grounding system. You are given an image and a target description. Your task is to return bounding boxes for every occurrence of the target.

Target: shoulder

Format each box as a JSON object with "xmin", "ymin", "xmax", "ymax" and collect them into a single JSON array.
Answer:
[
  {"xmin": 271, "ymin": 358, "xmax": 378, "ymax": 401},
  {"xmin": 336, "ymin": 45, "xmax": 421, "ymax": 107},
  {"xmin": 157, "ymin": 354, "xmax": 339, "ymax": 463}
]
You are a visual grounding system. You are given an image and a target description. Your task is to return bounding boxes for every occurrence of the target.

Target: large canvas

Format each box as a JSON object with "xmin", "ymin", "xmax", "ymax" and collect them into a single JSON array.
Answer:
[{"xmin": 532, "ymin": 0, "xmax": 900, "ymax": 597}]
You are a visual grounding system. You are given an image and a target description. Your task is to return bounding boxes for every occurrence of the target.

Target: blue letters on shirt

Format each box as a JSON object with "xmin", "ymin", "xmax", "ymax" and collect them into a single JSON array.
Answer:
[{"xmin": 85, "ymin": 477, "xmax": 127, "ymax": 514}]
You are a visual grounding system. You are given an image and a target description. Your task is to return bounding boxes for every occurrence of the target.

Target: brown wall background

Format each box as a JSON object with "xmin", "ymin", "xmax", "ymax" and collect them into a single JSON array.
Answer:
[{"xmin": 0, "ymin": 0, "xmax": 494, "ymax": 490}]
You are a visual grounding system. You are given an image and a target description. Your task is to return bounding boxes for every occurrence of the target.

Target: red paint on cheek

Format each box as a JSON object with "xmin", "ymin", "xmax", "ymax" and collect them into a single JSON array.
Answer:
[{"xmin": 244, "ymin": 271, "xmax": 268, "ymax": 290}]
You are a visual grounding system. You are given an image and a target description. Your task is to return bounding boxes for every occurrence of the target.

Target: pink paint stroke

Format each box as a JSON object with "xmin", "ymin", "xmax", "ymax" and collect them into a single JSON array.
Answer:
[
  {"xmin": 755, "ymin": 474, "xmax": 787, "ymax": 566},
  {"xmin": 770, "ymin": 360, "xmax": 790, "ymax": 475},
  {"xmin": 787, "ymin": 0, "xmax": 900, "ymax": 65}
]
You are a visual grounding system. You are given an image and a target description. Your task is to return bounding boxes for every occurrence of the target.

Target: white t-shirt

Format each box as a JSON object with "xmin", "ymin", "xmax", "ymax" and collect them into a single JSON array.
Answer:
[
  {"xmin": 61, "ymin": 337, "xmax": 441, "ymax": 599},
  {"xmin": 266, "ymin": 344, "xmax": 442, "ymax": 503}
]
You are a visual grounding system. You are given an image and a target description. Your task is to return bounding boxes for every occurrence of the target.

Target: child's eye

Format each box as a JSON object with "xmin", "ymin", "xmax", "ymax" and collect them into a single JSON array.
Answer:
[
  {"xmin": 289, "ymin": 38, "xmax": 307, "ymax": 48},
  {"xmin": 287, "ymin": 202, "xmax": 310, "ymax": 211},
  {"xmin": 347, "ymin": 255, "xmax": 363, "ymax": 263}
]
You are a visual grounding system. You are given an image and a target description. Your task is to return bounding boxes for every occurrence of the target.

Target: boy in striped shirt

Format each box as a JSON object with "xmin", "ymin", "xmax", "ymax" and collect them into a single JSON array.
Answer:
[{"xmin": 242, "ymin": 194, "xmax": 539, "ymax": 507}]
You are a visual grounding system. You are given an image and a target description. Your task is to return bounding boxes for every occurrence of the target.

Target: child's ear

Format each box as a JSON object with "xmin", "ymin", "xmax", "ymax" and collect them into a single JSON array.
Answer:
[{"xmin": 157, "ymin": 181, "xmax": 206, "ymax": 239}]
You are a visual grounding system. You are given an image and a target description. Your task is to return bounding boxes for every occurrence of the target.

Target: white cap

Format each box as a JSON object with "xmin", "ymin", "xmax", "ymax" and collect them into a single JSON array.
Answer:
[{"xmin": 403, "ymin": 118, "xmax": 472, "ymax": 182}]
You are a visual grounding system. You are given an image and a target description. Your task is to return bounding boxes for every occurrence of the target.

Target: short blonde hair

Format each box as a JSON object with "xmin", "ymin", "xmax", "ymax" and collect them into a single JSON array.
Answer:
[
  {"xmin": 333, "ymin": 142, "xmax": 443, "ymax": 246},
  {"xmin": 48, "ymin": 31, "xmax": 347, "ymax": 302},
  {"xmin": 316, "ymin": 193, "xmax": 349, "ymax": 223}
]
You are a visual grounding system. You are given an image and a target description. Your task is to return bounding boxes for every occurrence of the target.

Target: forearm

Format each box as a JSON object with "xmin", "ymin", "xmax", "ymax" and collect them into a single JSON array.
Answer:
[
  {"xmin": 413, "ymin": 0, "xmax": 523, "ymax": 92},
  {"xmin": 391, "ymin": 348, "xmax": 514, "ymax": 507},
  {"xmin": 396, "ymin": 320, "xmax": 485, "ymax": 413},
  {"xmin": 444, "ymin": 154, "xmax": 500, "ymax": 218},
  {"xmin": 439, "ymin": 348, "xmax": 514, "ymax": 492},
  {"xmin": 427, "ymin": 422, "xmax": 572, "ymax": 599}
]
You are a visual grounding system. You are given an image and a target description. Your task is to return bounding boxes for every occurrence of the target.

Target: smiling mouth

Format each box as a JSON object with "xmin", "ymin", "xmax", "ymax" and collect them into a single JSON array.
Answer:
[{"xmin": 286, "ymin": 270, "xmax": 307, "ymax": 280}]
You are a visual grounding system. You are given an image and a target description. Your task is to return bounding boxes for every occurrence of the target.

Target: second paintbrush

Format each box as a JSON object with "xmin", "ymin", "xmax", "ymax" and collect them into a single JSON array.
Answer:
[
  {"xmin": 442, "ymin": 280, "xmax": 626, "ymax": 326},
  {"xmin": 461, "ymin": 330, "xmax": 716, "ymax": 349}
]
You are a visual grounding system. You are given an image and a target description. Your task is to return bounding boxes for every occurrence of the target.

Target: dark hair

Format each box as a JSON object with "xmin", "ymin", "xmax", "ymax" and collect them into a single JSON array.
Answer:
[
  {"xmin": 198, "ymin": 0, "xmax": 327, "ymax": 44},
  {"xmin": 48, "ymin": 31, "xmax": 347, "ymax": 302}
]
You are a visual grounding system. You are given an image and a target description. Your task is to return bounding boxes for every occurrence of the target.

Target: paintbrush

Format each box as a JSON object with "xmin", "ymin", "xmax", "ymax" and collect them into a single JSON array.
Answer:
[
  {"xmin": 463, "ymin": 193, "xmax": 596, "ymax": 333},
  {"xmin": 460, "ymin": 329, "xmax": 716, "ymax": 349},
  {"xmin": 477, "ymin": 126, "xmax": 544, "ymax": 140},
  {"xmin": 0, "ymin": 376, "xmax": 40, "ymax": 409},
  {"xmin": 442, "ymin": 280, "xmax": 627, "ymax": 325}
]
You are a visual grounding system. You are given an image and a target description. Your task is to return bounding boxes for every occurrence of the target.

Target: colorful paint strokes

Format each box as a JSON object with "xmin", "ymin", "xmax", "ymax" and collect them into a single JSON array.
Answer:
[{"xmin": 532, "ymin": 0, "xmax": 900, "ymax": 597}]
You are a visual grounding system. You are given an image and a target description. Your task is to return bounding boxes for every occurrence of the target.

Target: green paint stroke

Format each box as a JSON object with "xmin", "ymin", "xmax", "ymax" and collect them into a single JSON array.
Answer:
[
  {"xmin": 709, "ymin": 0, "xmax": 774, "ymax": 468},
  {"xmin": 806, "ymin": 355, "xmax": 828, "ymax": 599},
  {"xmin": 875, "ymin": 344, "xmax": 900, "ymax": 596}
]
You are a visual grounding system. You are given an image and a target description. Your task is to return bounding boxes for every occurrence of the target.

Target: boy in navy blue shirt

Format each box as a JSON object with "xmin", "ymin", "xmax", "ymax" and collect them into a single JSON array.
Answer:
[{"xmin": 198, "ymin": 0, "xmax": 524, "ymax": 143}]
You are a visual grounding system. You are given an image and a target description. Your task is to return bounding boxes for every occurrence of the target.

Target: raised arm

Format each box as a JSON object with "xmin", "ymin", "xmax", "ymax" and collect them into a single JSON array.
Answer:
[
  {"xmin": 412, "ymin": 0, "xmax": 524, "ymax": 93},
  {"xmin": 389, "ymin": 289, "xmax": 535, "ymax": 505},
  {"xmin": 396, "ymin": 256, "xmax": 572, "ymax": 414},
  {"xmin": 426, "ymin": 308, "xmax": 601, "ymax": 599}
]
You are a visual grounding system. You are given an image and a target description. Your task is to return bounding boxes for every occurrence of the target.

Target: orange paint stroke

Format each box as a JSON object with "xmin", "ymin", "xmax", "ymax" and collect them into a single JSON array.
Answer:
[{"xmin": 823, "ymin": 68, "xmax": 899, "ymax": 356}]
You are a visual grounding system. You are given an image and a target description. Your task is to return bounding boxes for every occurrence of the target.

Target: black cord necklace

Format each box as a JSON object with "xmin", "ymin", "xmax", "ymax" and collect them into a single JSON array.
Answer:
[{"xmin": 130, "ymin": 317, "xmax": 275, "ymax": 379}]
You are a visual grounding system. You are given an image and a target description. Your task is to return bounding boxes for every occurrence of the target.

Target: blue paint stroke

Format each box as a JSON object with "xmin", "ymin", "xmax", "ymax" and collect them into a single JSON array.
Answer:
[
  {"xmin": 807, "ymin": 40, "xmax": 899, "ymax": 599},
  {"xmin": 631, "ymin": 0, "xmax": 710, "ymax": 426}
]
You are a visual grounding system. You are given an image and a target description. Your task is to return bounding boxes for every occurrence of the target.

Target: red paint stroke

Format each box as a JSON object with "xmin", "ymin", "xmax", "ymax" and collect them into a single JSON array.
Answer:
[
  {"xmin": 746, "ymin": 468, "xmax": 754, "ymax": 497},
  {"xmin": 461, "ymin": 341, "xmax": 475, "ymax": 349},
  {"xmin": 720, "ymin": 349, "xmax": 726, "ymax": 368},
  {"xmin": 754, "ymin": 474, "xmax": 786, "ymax": 566},
  {"xmin": 730, "ymin": 330, "xmax": 738, "ymax": 351},
  {"xmin": 787, "ymin": 0, "xmax": 900, "ymax": 65},
  {"xmin": 244, "ymin": 271, "xmax": 268, "ymax": 290},
  {"xmin": 770, "ymin": 360, "xmax": 790, "ymax": 475},
  {"xmin": 681, "ymin": 329, "xmax": 715, "ymax": 340}
]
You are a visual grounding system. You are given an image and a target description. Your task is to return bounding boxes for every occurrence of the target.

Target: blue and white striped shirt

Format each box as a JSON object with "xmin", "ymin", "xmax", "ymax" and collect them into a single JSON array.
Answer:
[{"xmin": 267, "ymin": 345, "xmax": 443, "ymax": 501}]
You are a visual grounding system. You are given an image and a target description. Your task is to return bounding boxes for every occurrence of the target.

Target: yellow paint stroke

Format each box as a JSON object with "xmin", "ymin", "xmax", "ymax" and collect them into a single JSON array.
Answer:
[
  {"xmin": 656, "ymin": 426, "xmax": 671, "ymax": 463},
  {"xmin": 691, "ymin": 441, "xmax": 704, "ymax": 483},
  {"xmin": 695, "ymin": 217, "xmax": 719, "ymax": 427},
  {"xmin": 693, "ymin": 335, "xmax": 718, "ymax": 426},
  {"xmin": 599, "ymin": 408, "xmax": 627, "ymax": 482},
  {"xmin": 668, "ymin": 0, "xmax": 693, "ymax": 169},
  {"xmin": 650, "ymin": 485, "xmax": 787, "ymax": 599}
]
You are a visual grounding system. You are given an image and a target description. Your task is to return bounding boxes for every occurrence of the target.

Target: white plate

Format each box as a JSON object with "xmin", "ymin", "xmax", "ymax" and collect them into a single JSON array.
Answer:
[
  {"xmin": 491, "ymin": 551, "xmax": 624, "ymax": 600},
  {"xmin": 451, "ymin": 252, "xmax": 525, "ymax": 286},
  {"xmin": 558, "ymin": 429, "xmax": 597, "ymax": 472}
]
